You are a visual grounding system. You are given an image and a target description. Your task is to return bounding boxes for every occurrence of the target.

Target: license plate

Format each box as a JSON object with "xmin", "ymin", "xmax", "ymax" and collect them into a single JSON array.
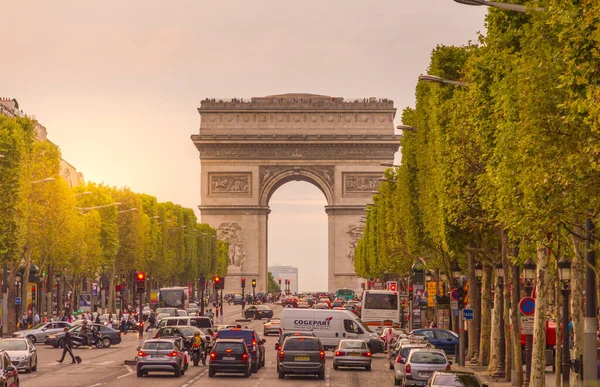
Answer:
[
  {"xmin": 419, "ymin": 372, "xmax": 431, "ymax": 377},
  {"xmin": 349, "ymin": 353, "xmax": 360, "ymax": 357},
  {"xmin": 294, "ymin": 356, "xmax": 310, "ymax": 361},
  {"xmin": 222, "ymin": 356, "xmax": 235, "ymax": 361},
  {"xmin": 150, "ymin": 355, "xmax": 166, "ymax": 359}
]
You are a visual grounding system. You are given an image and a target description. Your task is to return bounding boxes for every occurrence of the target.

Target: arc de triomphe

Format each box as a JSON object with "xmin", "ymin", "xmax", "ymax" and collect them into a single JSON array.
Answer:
[{"xmin": 191, "ymin": 94, "xmax": 399, "ymax": 293}]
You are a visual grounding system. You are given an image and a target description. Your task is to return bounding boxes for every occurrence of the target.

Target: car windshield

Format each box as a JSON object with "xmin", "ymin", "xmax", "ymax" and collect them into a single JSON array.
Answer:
[
  {"xmin": 177, "ymin": 327, "xmax": 198, "ymax": 336},
  {"xmin": 356, "ymin": 318, "xmax": 373, "ymax": 333},
  {"xmin": 214, "ymin": 342, "xmax": 245, "ymax": 354},
  {"xmin": 284, "ymin": 338, "xmax": 320, "ymax": 351},
  {"xmin": 0, "ymin": 341, "xmax": 27, "ymax": 351},
  {"xmin": 143, "ymin": 342, "xmax": 174, "ymax": 351},
  {"xmin": 156, "ymin": 308, "xmax": 177, "ymax": 316},
  {"xmin": 256, "ymin": 305, "xmax": 270, "ymax": 310},
  {"xmin": 410, "ymin": 351, "xmax": 447, "ymax": 364},
  {"xmin": 340, "ymin": 341, "xmax": 366, "ymax": 349},
  {"xmin": 400, "ymin": 346, "xmax": 426, "ymax": 358},
  {"xmin": 432, "ymin": 374, "xmax": 481, "ymax": 386}
]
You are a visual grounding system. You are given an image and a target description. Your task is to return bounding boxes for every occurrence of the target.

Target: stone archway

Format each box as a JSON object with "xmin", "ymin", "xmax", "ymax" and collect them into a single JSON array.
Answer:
[{"xmin": 191, "ymin": 93, "xmax": 399, "ymax": 293}]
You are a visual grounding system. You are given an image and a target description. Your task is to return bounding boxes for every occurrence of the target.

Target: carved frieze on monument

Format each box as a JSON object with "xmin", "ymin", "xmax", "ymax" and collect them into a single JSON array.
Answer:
[
  {"xmin": 209, "ymin": 173, "xmax": 251, "ymax": 196},
  {"xmin": 199, "ymin": 144, "xmax": 396, "ymax": 160},
  {"xmin": 343, "ymin": 173, "xmax": 381, "ymax": 195},
  {"xmin": 346, "ymin": 224, "xmax": 365, "ymax": 264},
  {"xmin": 260, "ymin": 165, "xmax": 334, "ymax": 191},
  {"xmin": 217, "ymin": 222, "xmax": 245, "ymax": 271}
]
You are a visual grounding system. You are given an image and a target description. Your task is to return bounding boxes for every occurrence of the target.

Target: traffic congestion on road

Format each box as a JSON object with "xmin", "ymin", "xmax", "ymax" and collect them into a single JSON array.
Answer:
[{"xmin": 8, "ymin": 295, "xmax": 491, "ymax": 387}]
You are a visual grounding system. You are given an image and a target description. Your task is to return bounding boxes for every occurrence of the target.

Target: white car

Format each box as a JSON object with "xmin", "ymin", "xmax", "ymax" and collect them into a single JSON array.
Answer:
[
  {"xmin": 0, "ymin": 338, "xmax": 37, "ymax": 373},
  {"xmin": 396, "ymin": 348, "xmax": 452, "ymax": 386}
]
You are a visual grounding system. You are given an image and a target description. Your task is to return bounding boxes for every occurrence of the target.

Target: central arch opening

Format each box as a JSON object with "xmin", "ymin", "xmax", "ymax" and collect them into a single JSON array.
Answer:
[{"xmin": 268, "ymin": 181, "xmax": 328, "ymax": 293}]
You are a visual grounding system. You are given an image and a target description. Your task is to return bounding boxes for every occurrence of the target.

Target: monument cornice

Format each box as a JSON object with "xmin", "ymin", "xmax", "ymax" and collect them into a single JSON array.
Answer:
[
  {"xmin": 198, "ymin": 205, "xmax": 271, "ymax": 215},
  {"xmin": 192, "ymin": 134, "xmax": 400, "ymax": 143}
]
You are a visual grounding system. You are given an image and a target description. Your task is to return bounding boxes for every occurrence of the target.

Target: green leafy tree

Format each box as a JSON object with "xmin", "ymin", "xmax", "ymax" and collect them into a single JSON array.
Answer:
[{"xmin": 267, "ymin": 272, "xmax": 280, "ymax": 293}]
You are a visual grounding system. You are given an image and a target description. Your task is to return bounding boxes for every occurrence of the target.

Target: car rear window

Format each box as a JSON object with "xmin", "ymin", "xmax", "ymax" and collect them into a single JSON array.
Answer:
[
  {"xmin": 217, "ymin": 330, "xmax": 252, "ymax": 342},
  {"xmin": 190, "ymin": 318, "xmax": 212, "ymax": 329},
  {"xmin": 340, "ymin": 341, "xmax": 366, "ymax": 349},
  {"xmin": 410, "ymin": 351, "xmax": 447, "ymax": 364},
  {"xmin": 432, "ymin": 374, "xmax": 481, "ymax": 386},
  {"xmin": 143, "ymin": 342, "xmax": 174, "ymax": 351},
  {"xmin": 283, "ymin": 338, "xmax": 320, "ymax": 351},
  {"xmin": 214, "ymin": 342, "xmax": 246, "ymax": 354}
]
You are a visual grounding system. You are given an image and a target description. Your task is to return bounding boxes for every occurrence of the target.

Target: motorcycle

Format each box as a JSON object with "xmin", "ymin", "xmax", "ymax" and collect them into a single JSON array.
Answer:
[
  {"xmin": 191, "ymin": 343, "xmax": 201, "ymax": 366},
  {"xmin": 72, "ymin": 331, "xmax": 104, "ymax": 349}
]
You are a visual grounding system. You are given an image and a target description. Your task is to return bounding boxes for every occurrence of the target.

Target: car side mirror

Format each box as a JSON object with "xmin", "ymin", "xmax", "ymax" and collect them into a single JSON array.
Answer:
[
  {"xmin": 5, "ymin": 365, "xmax": 16, "ymax": 372},
  {"xmin": 448, "ymin": 360, "xmax": 453, "ymax": 365},
  {"xmin": 136, "ymin": 346, "xmax": 141, "ymax": 351}
]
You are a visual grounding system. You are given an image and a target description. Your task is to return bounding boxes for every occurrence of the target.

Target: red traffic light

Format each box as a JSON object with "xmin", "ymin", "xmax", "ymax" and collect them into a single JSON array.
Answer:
[
  {"xmin": 390, "ymin": 284, "xmax": 397, "ymax": 291},
  {"xmin": 136, "ymin": 272, "xmax": 145, "ymax": 281},
  {"xmin": 408, "ymin": 285, "xmax": 413, "ymax": 292},
  {"xmin": 241, "ymin": 277, "xmax": 246, "ymax": 286},
  {"xmin": 214, "ymin": 276, "xmax": 220, "ymax": 283}
]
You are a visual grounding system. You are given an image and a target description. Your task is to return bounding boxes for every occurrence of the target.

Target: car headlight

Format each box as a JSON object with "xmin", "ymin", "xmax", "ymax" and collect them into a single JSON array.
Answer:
[
  {"xmin": 17, "ymin": 355, "xmax": 25, "ymax": 360},
  {"xmin": 48, "ymin": 335, "xmax": 56, "ymax": 339}
]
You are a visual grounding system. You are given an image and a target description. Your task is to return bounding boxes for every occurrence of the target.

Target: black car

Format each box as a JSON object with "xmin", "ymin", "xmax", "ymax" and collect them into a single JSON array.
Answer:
[
  {"xmin": 277, "ymin": 336, "xmax": 326, "ymax": 380},
  {"xmin": 208, "ymin": 339, "xmax": 251, "ymax": 378},
  {"xmin": 244, "ymin": 305, "xmax": 273, "ymax": 320},
  {"xmin": 46, "ymin": 324, "xmax": 121, "ymax": 348},
  {"xmin": 215, "ymin": 328, "xmax": 265, "ymax": 373}
]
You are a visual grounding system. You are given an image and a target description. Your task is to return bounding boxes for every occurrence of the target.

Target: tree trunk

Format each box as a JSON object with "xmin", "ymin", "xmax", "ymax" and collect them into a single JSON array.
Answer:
[
  {"xmin": 108, "ymin": 262, "xmax": 116, "ymax": 313},
  {"xmin": 487, "ymin": 271, "xmax": 500, "ymax": 373},
  {"xmin": 46, "ymin": 265, "xmax": 53, "ymax": 319},
  {"xmin": 467, "ymin": 249, "xmax": 477, "ymax": 360},
  {"xmin": 21, "ymin": 247, "xmax": 32, "ymax": 319},
  {"xmin": 501, "ymin": 235, "xmax": 511, "ymax": 381},
  {"xmin": 7, "ymin": 263, "xmax": 18, "ymax": 334},
  {"xmin": 510, "ymin": 263, "xmax": 523, "ymax": 387},
  {"xmin": 479, "ymin": 262, "xmax": 493, "ymax": 366},
  {"xmin": 530, "ymin": 245, "xmax": 549, "ymax": 387},
  {"xmin": 569, "ymin": 232, "xmax": 584, "ymax": 385}
]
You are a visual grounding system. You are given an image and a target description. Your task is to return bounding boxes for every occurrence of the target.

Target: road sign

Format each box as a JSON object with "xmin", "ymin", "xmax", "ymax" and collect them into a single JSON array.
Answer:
[
  {"xmin": 521, "ymin": 315, "xmax": 534, "ymax": 335},
  {"xmin": 15, "ymin": 297, "xmax": 21, "ymax": 306},
  {"xmin": 452, "ymin": 309, "xmax": 458, "ymax": 317},
  {"xmin": 92, "ymin": 283, "xmax": 98, "ymax": 297},
  {"xmin": 463, "ymin": 309, "xmax": 474, "ymax": 320},
  {"xmin": 450, "ymin": 288, "xmax": 459, "ymax": 301},
  {"xmin": 519, "ymin": 297, "xmax": 535, "ymax": 316},
  {"xmin": 451, "ymin": 299, "xmax": 458, "ymax": 311}
]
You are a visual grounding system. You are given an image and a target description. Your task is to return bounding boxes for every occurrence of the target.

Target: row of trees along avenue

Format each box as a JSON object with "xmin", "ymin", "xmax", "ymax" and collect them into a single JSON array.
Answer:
[
  {"xmin": 355, "ymin": 1, "xmax": 600, "ymax": 386},
  {"xmin": 0, "ymin": 115, "xmax": 228, "ymax": 334}
]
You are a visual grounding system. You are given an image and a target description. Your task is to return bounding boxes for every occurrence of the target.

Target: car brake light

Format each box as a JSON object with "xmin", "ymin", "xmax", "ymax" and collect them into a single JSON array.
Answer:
[
  {"xmin": 138, "ymin": 351, "xmax": 148, "ymax": 357},
  {"xmin": 405, "ymin": 364, "xmax": 411, "ymax": 374},
  {"xmin": 278, "ymin": 350, "xmax": 285, "ymax": 361},
  {"xmin": 242, "ymin": 353, "xmax": 248, "ymax": 362},
  {"xmin": 319, "ymin": 351, "xmax": 325, "ymax": 362},
  {"xmin": 396, "ymin": 355, "xmax": 403, "ymax": 363},
  {"xmin": 362, "ymin": 351, "xmax": 371, "ymax": 357},
  {"xmin": 210, "ymin": 352, "xmax": 216, "ymax": 360},
  {"xmin": 167, "ymin": 351, "xmax": 178, "ymax": 357},
  {"xmin": 335, "ymin": 351, "xmax": 345, "ymax": 356},
  {"xmin": 252, "ymin": 340, "xmax": 257, "ymax": 346}
]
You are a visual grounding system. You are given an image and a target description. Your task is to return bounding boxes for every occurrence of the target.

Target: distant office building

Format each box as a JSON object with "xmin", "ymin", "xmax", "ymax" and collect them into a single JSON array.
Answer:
[{"xmin": 268, "ymin": 265, "xmax": 299, "ymax": 294}]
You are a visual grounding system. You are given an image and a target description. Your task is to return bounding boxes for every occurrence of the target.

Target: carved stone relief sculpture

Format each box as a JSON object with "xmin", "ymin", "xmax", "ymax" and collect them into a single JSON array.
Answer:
[
  {"xmin": 344, "ymin": 173, "xmax": 380, "ymax": 193},
  {"xmin": 346, "ymin": 224, "xmax": 365, "ymax": 264},
  {"xmin": 217, "ymin": 222, "xmax": 245, "ymax": 269},
  {"xmin": 209, "ymin": 173, "xmax": 250, "ymax": 194}
]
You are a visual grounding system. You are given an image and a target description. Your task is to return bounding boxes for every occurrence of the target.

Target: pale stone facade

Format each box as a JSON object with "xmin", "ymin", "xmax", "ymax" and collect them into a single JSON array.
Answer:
[{"xmin": 192, "ymin": 94, "xmax": 399, "ymax": 293}]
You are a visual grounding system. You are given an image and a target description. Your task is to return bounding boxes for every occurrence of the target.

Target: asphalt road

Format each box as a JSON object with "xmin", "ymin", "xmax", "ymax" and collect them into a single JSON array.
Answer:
[{"xmin": 21, "ymin": 304, "xmax": 395, "ymax": 387}]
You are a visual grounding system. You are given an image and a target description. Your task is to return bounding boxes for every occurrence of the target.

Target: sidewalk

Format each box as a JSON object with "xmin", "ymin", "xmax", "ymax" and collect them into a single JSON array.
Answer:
[{"xmin": 453, "ymin": 363, "xmax": 557, "ymax": 387}]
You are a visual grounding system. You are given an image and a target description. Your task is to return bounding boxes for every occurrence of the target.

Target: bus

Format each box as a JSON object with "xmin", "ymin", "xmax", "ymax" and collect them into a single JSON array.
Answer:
[
  {"xmin": 158, "ymin": 287, "xmax": 189, "ymax": 310},
  {"xmin": 360, "ymin": 289, "xmax": 400, "ymax": 333},
  {"xmin": 335, "ymin": 288, "xmax": 356, "ymax": 301}
]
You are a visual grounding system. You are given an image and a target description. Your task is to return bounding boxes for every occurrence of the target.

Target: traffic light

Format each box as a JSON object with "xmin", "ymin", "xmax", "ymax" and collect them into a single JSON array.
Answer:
[
  {"xmin": 241, "ymin": 277, "xmax": 246, "ymax": 288},
  {"xmin": 31, "ymin": 286, "xmax": 36, "ymax": 301},
  {"xmin": 278, "ymin": 278, "xmax": 282, "ymax": 285},
  {"xmin": 213, "ymin": 276, "xmax": 221, "ymax": 290},
  {"xmin": 408, "ymin": 285, "xmax": 413, "ymax": 298},
  {"xmin": 388, "ymin": 281, "xmax": 398, "ymax": 292},
  {"xmin": 136, "ymin": 272, "xmax": 145, "ymax": 294},
  {"xmin": 457, "ymin": 286, "xmax": 466, "ymax": 309},
  {"xmin": 252, "ymin": 279, "xmax": 256, "ymax": 288}
]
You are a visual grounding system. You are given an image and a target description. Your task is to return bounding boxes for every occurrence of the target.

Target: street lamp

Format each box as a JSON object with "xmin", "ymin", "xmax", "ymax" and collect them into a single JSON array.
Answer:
[
  {"xmin": 378, "ymin": 177, "xmax": 396, "ymax": 183},
  {"xmin": 452, "ymin": 0, "xmax": 542, "ymax": 12},
  {"xmin": 493, "ymin": 261, "xmax": 506, "ymax": 378},
  {"xmin": 396, "ymin": 125, "xmax": 416, "ymax": 132},
  {"xmin": 419, "ymin": 74, "xmax": 469, "ymax": 87},
  {"xmin": 31, "ymin": 177, "xmax": 55, "ymax": 185},
  {"xmin": 380, "ymin": 162, "xmax": 401, "ymax": 167},
  {"xmin": 425, "ymin": 271, "xmax": 433, "ymax": 282},
  {"xmin": 557, "ymin": 256, "xmax": 572, "ymax": 384},
  {"xmin": 451, "ymin": 261, "xmax": 462, "ymax": 280},
  {"xmin": 117, "ymin": 208, "xmax": 138, "ymax": 214},
  {"xmin": 74, "ymin": 191, "xmax": 92, "ymax": 197},
  {"xmin": 471, "ymin": 261, "xmax": 484, "ymax": 364},
  {"xmin": 521, "ymin": 258, "xmax": 536, "ymax": 386},
  {"xmin": 76, "ymin": 202, "xmax": 122, "ymax": 211}
]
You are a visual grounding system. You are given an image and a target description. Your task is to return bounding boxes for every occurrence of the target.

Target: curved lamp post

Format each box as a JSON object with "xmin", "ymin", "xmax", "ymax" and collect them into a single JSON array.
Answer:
[
  {"xmin": 557, "ymin": 256, "xmax": 572, "ymax": 384},
  {"xmin": 493, "ymin": 261, "xmax": 506, "ymax": 378},
  {"xmin": 452, "ymin": 0, "xmax": 542, "ymax": 12}
]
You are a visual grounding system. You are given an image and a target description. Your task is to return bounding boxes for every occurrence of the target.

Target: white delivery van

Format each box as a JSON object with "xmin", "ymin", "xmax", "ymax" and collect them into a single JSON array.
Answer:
[{"xmin": 280, "ymin": 308, "xmax": 384, "ymax": 353}]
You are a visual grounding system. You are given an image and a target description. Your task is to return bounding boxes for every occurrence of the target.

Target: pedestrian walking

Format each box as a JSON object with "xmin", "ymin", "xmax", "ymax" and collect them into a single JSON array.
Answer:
[{"xmin": 56, "ymin": 328, "xmax": 77, "ymax": 364}]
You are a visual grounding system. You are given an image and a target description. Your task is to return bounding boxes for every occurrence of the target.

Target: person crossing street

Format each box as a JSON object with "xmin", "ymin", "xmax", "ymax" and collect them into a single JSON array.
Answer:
[{"xmin": 56, "ymin": 328, "xmax": 77, "ymax": 364}]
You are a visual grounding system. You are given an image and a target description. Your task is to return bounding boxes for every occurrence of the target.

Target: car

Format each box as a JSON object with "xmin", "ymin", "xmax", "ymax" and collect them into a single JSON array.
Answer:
[
  {"xmin": 213, "ymin": 324, "xmax": 237, "ymax": 332},
  {"xmin": 297, "ymin": 301, "xmax": 310, "ymax": 308},
  {"xmin": 155, "ymin": 308, "xmax": 178, "ymax": 319},
  {"xmin": 391, "ymin": 343, "xmax": 431, "ymax": 373},
  {"xmin": 208, "ymin": 339, "xmax": 251, "ymax": 378},
  {"xmin": 426, "ymin": 371, "xmax": 489, "ymax": 387},
  {"xmin": 244, "ymin": 305, "xmax": 274, "ymax": 320},
  {"xmin": 215, "ymin": 328, "xmax": 265, "ymax": 373},
  {"xmin": 0, "ymin": 338, "xmax": 37, "ymax": 373},
  {"xmin": 153, "ymin": 326, "xmax": 204, "ymax": 349},
  {"xmin": 156, "ymin": 316, "xmax": 213, "ymax": 330},
  {"xmin": 0, "ymin": 350, "xmax": 18, "ymax": 386},
  {"xmin": 277, "ymin": 336, "xmax": 326, "ymax": 380},
  {"xmin": 12, "ymin": 322, "xmax": 71, "ymax": 344},
  {"xmin": 176, "ymin": 310, "xmax": 187, "ymax": 316},
  {"xmin": 315, "ymin": 303, "xmax": 329, "ymax": 309},
  {"xmin": 136, "ymin": 339, "xmax": 186, "ymax": 377},
  {"xmin": 333, "ymin": 339, "xmax": 372, "ymax": 370},
  {"xmin": 263, "ymin": 319, "xmax": 281, "ymax": 336},
  {"xmin": 233, "ymin": 294, "xmax": 244, "ymax": 305},
  {"xmin": 397, "ymin": 348, "xmax": 452, "ymax": 386},
  {"xmin": 188, "ymin": 303, "xmax": 198, "ymax": 309},
  {"xmin": 186, "ymin": 308, "xmax": 199, "ymax": 316},
  {"xmin": 275, "ymin": 331, "xmax": 316, "ymax": 350},
  {"xmin": 411, "ymin": 329, "xmax": 458, "ymax": 354},
  {"xmin": 46, "ymin": 323, "xmax": 121, "ymax": 348}
]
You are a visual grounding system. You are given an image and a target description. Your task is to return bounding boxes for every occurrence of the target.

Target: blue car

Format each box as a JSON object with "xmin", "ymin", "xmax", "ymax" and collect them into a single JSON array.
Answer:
[{"xmin": 411, "ymin": 328, "xmax": 459, "ymax": 354}]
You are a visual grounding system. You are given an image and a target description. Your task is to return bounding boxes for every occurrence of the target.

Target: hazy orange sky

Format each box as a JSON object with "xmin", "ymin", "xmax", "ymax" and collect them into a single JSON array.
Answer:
[{"xmin": 2, "ymin": 1, "xmax": 486, "ymax": 291}]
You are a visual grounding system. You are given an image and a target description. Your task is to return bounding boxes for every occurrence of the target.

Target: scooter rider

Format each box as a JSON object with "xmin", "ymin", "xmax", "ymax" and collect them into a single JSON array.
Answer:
[{"xmin": 192, "ymin": 331, "xmax": 205, "ymax": 366}]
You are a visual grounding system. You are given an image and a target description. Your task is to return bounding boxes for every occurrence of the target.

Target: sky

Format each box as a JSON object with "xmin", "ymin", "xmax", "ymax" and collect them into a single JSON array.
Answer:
[{"xmin": 1, "ymin": 0, "xmax": 487, "ymax": 291}]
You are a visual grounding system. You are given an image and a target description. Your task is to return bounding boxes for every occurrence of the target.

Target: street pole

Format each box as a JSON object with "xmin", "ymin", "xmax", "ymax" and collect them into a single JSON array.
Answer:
[
  {"xmin": 561, "ymin": 284, "xmax": 570, "ymax": 384},
  {"xmin": 584, "ymin": 218, "xmax": 597, "ymax": 382},
  {"xmin": 219, "ymin": 288, "xmax": 224, "ymax": 324},
  {"xmin": 524, "ymin": 280, "xmax": 534, "ymax": 387},
  {"xmin": 459, "ymin": 309, "xmax": 465, "ymax": 366},
  {"xmin": 493, "ymin": 274, "xmax": 506, "ymax": 379}
]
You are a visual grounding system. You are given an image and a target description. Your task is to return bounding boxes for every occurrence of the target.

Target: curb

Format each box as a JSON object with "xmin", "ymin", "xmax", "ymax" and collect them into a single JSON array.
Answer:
[{"xmin": 124, "ymin": 360, "xmax": 137, "ymax": 365}]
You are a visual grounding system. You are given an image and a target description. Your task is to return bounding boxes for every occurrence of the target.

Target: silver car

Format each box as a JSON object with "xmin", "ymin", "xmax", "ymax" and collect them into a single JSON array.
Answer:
[
  {"xmin": 136, "ymin": 339, "xmax": 186, "ymax": 378},
  {"xmin": 397, "ymin": 348, "xmax": 451, "ymax": 386},
  {"xmin": 13, "ymin": 321, "xmax": 71, "ymax": 344},
  {"xmin": 333, "ymin": 339, "xmax": 372, "ymax": 370},
  {"xmin": 0, "ymin": 338, "xmax": 37, "ymax": 373},
  {"xmin": 393, "ymin": 344, "xmax": 431, "ymax": 380}
]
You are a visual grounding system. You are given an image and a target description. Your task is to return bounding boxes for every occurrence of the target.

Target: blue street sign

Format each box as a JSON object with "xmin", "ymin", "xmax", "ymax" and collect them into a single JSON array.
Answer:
[
  {"xmin": 463, "ymin": 308, "xmax": 474, "ymax": 320},
  {"xmin": 453, "ymin": 309, "xmax": 458, "ymax": 317},
  {"xmin": 15, "ymin": 297, "xmax": 21, "ymax": 306}
]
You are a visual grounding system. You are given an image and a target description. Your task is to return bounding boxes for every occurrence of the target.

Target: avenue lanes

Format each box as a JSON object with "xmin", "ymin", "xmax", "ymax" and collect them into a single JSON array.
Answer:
[{"xmin": 20, "ymin": 304, "xmax": 397, "ymax": 387}]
